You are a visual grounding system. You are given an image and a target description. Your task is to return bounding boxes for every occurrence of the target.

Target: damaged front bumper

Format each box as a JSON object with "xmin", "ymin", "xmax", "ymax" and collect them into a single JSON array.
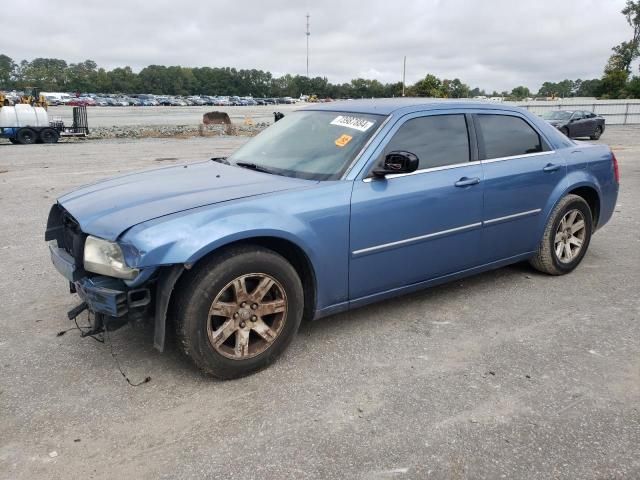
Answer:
[
  {"xmin": 49, "ymin": 242, "xmax": 150, "ymax": 317},
  {"xmin": 48, "ymin": 241, "xmax": 182, "ymax": 351}
]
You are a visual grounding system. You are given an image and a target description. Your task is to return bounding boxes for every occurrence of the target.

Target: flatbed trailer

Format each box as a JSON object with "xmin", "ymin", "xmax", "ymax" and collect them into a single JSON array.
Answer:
[{"xmin": 0, "ymin": 105, "xmax": 89, "ymax": 144}]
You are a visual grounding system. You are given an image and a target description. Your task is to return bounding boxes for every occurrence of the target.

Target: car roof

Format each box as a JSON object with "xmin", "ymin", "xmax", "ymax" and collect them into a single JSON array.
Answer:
[{"xmin": 300, "ymin": 98, "xmax": 527, "ymax": 116}]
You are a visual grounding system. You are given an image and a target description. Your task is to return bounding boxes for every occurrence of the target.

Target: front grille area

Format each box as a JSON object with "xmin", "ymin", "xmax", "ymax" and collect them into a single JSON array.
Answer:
[{"xmin": 45, "ymin": 204, "xmax": 86, "ymax": 269}]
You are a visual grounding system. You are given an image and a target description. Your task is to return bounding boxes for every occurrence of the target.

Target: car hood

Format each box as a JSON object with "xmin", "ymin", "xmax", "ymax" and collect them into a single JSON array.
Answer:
[{"xmin": 58, "ymin": 161, "xmax": 314, "ymax": 241}]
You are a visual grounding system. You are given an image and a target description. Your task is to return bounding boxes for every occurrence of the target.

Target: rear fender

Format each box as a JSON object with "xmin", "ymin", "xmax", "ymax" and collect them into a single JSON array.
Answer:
[{"xmin": 537, "ymin": 170, "xmax": 602, "ymax": 239}]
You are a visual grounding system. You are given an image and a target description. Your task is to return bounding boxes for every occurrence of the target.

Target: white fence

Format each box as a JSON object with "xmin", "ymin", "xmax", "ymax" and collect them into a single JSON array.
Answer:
[{"xmin": 517, "ymin": 99, "xmax": 640, "ymax": 125}]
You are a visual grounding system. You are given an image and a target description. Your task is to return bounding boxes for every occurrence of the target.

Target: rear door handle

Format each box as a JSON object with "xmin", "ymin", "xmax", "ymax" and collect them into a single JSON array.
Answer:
[
  {"xmin": 454, "ymin": 177, "xmax": 480, "ymax": 187},
  {"xmin": 543, "ymin": 163, "xmax": 560, "ymax": 173}
]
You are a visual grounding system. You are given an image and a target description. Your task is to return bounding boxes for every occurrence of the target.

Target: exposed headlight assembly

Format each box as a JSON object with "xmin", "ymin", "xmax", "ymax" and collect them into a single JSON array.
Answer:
[{"xmin": 83, "ymin": 236, "xmax": 139, "ymax": 280}]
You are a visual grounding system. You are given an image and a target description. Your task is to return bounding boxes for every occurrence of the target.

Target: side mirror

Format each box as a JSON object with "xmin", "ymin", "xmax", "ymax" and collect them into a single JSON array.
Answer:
[{"xmin": 372, "ymin": 151, "xmax": 419, "ymax": 178}]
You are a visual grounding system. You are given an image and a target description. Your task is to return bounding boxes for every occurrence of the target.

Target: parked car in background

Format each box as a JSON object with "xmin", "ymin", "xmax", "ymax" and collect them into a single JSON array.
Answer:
[
  {"xmin": 542, "ymin": 110, "xmax": 605, "ymax": 140},
  {"xmin": 127, "ymin": 97, "xmax": 142, "ymax": 106},
  {"xmin": 67, "ymin": 97, "xmax": 96, "ymax": 106},
  {"xmin": 188, "ymin": 96, "xmax": 207, "ymax": 106},
  {"xmin": 93, "ymin": 97, "xmax": 110, "ymax": 106},
  {"xmin": 45, "ymin": 100, "xmax": 619, "ymax": 379},
  {"xmin": 45, "ymin": 96, "xmax": 60, "ymax": 106}
]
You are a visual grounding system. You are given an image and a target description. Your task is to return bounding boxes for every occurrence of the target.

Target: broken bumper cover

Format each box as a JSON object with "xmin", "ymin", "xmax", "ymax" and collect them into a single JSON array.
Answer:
[
  {"xmin": 75, "ymin": 276, "xmax": 130, "ymax": 317},
  {"xmin": 49, "ymin": 242, "xmax": 150, "ymax": 318},
  {"xmin": 49, "ymin": 242, "xmax": 82, "ymax": 282},
  {"xmin": 49, "ymin": 241, "xmax": 183, "ymax": 351}
]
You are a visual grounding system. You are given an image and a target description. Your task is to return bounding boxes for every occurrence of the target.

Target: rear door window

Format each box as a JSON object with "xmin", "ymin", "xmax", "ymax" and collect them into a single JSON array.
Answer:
[
  {"xmin": 475, "ymin": 114, "xmax": 547, "ymax": 159},
  {"xmin": 382, "ymin": 114, "xmax": 470, "ymax": 170}
]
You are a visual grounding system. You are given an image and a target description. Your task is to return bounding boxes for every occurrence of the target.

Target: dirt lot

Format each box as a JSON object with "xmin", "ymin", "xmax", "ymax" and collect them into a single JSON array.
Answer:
[{"xmin": 0, "ymin": 128, "xmax": 639, "ymax": 479}]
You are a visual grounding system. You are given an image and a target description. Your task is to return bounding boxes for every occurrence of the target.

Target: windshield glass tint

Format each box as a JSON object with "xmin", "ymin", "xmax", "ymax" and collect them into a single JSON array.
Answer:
[
  {"xmin": 228, "ymin": 110, "xmax": 385, "ymax": 180},
  {"xmin": 542, "ymin": 111, "xmax": 572, "ymax": 120}
]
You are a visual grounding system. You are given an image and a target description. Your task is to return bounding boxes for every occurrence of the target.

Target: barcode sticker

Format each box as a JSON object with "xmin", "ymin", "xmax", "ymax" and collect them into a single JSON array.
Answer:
[{"xmin": 330, "ymin": 115, "xmax": 374, "ymax": 132}]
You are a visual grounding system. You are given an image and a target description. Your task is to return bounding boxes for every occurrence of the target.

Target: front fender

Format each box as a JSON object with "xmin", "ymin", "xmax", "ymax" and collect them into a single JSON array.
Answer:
[
  {"xmin": 120, "ymin": 182, "xmax": 353, "ymax": 310},
  {"xmin": 125, "ymin": 208, "xmax": 321, "ymax": 268}
]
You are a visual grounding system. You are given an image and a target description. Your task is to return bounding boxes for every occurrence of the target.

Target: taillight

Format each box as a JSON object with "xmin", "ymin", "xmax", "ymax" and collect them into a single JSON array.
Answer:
[{"xmin": 611, "ymin": 150, "xmax": 620, "ymax": 184}]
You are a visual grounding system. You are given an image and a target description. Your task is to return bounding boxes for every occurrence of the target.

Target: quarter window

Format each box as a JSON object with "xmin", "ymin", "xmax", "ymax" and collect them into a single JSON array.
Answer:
[
  {"xmin": 476, "ymin": 114, "xmax": 545, "ymax": 159},
  {"xmin": 382, "ymin": 114, "xmax": 470, "ymax": 170}
]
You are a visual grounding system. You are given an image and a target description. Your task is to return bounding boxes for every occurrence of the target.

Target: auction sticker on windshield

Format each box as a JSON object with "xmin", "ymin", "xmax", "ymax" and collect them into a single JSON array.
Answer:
[
  {"xmin": 330, "ymin": 115, "xmax": 374, "ymax": 132},
  {"xmin": 334, "ymin": 134, "xmax": 353, "ymax": 147}
]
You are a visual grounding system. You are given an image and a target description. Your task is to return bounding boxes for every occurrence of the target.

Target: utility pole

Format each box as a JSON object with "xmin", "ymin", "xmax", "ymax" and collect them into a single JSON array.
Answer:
[
  {"xmin": 402, "ymin": 56, "xmax": 406, "ymax": 96},
  {"xmin": 306, "ymin": 14, "xmax": 310, "ymax": 78}
]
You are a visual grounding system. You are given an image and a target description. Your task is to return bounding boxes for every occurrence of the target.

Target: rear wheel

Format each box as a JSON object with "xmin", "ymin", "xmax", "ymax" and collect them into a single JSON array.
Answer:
[
  {"xmin": 39, "ymin": 128, "xmax": 59, "ymax": 144},
  {"xmin": 530, "ymin": 194, "xmax": 592, "ymax": 275},
  {"xmin": 175, "ymin": 245, "xmax": 304, "ymax": 379},
  {"xmin": 590, "ymin": 125, "xmax": 603, "ymax": 140},
  {"xmin": 16, "ymin": 128, "xmax": 37, "ymax": 145}
]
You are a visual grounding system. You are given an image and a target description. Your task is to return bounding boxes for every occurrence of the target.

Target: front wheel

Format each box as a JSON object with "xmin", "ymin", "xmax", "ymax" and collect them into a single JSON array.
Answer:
[
  {"xmin": 530, "ymin": 194, "xmax": 593, "ymax": 275},
  {"xmin": 174, "ymin": 245, "xmax": 304, "ymax": 379},
  {"xmin": 590, "ymin": 125, "xmax": 603, "ymax": 140}
]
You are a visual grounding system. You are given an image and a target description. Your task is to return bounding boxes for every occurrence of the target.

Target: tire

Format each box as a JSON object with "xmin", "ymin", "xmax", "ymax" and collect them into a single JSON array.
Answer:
[
  {"xmin": 16, "ymin": 128, "xmax": 37, "ymax": 145},
  {"xmin": 590, "ymin": 125, "xmax": 603, "ymax": 140},
  {"xmin": 39, "ymin": 128, "xmax": 59, "ymax": 144},
  {"xmin": 174, "ymin": 245, "xmax": 304, "ymax": 379},
  {"xmin": 560, "ymin": 127, "xmax": 570, "ymax": 138},
  {"xmin": 530, "ymin": 194, "xmax": 593, "ymax": 275}
]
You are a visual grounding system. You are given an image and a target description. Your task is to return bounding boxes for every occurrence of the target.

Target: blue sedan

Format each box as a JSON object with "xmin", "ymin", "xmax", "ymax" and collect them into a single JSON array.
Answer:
[{"xmin": 45, "ymin": 99, "xmax": 620, "ymax": 378}]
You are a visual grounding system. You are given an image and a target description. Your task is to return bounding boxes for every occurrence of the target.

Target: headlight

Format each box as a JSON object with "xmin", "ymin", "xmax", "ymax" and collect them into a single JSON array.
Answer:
[{"xmin": 83, "ymin": 236, "xmax": 139, "ymax": 280}]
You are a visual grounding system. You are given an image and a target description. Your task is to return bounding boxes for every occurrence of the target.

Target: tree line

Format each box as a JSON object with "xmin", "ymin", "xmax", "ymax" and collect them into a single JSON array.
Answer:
[{"xmin": 0, "ymin": 1, "xmax": 638, "ymax": 100}]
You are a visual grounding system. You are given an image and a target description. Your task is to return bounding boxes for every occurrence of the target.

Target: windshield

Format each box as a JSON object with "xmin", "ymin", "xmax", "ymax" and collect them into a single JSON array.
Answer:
[
  {"xmin": 542, "ymin": 111, "xmax": 573, "ymax": 120},
  {"xmin": 228, "ymin": 110, "xmax": 385, "ymax": 180}
]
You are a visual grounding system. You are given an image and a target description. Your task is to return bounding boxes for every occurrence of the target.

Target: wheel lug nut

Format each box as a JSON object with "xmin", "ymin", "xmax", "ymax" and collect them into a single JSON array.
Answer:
[
  {"xmin": 241, "ymin": 302, "xmax": 247, "ymax": 308},
  {"xmin": 251, "ymin": 315, "xmax": 257, "ymax": 322},
  {"xmin": 239, "ymin": 321, "xmax": 246, "ymax": 328},
  {"xmin": 233, "ymin": 312, "xmax": 239, "ymax": 318},
  {"xmin": 251, "ymin": 303, "xmax": 258, "ymax": 310}
]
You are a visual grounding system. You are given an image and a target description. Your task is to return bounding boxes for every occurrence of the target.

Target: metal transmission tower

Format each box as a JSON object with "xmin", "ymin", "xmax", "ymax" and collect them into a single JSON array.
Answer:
[{"xmin": 306, "ymin": 14, "xmax": 310, "ymax": 77}]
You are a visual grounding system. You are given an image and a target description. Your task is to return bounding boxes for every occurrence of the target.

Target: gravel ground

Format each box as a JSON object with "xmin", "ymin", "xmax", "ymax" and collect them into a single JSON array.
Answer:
[{"xmin": 0, "ymin": 128, "xmax": 638, "ymax": 479}]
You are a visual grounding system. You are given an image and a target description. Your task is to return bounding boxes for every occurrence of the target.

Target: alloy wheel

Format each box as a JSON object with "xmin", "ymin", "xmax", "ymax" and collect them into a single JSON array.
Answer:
[
  {"xmin": 554, "ymin": 209, "xmax": 586, "ymax": 263},
  {"xmin": 207, "ymin": 273, "xmax": 287, "ymax": 360}
]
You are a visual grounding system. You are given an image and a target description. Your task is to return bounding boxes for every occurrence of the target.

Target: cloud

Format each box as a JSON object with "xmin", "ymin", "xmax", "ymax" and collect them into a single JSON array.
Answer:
[{"xmin": 0, "ymin": 0, "xmax": 632, "ymax": 91}]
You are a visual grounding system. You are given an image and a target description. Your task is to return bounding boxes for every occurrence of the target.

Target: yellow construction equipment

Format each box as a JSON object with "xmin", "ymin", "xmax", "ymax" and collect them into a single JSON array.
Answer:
[{"xmin": 19, "ymin": 88, "xmax": 48, "ymax": 110}]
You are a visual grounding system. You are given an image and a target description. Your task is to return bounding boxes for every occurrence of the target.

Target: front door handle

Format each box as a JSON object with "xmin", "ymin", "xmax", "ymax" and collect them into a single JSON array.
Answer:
[
  {"xmin": 454, "ymin": 177, "xmax": 480, "ymax": 187},
  {"xmin": 543, "ymin": 163, "xmax": 560, "ymax": 173}
]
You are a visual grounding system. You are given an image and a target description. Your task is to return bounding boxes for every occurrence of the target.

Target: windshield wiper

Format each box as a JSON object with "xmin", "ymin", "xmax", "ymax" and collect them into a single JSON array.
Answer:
[
  {"xmin": 211, "ymin": 157, "xmax": 229, "ymax": 165},
  {"xmin": 234, "ymin": 161, "xmax": 277, "ymax": 175}
]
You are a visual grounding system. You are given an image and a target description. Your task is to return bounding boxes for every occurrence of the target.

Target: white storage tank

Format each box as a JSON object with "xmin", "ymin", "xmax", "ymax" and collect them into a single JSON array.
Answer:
[{"xmin": 0, "ymin": 105, "xmax": 49, "ymax": 128}]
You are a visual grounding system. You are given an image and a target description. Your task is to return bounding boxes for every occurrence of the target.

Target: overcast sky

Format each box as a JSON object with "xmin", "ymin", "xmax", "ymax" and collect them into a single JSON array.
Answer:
[{"xmin": 2, "ymin": 0, "xmax": 634, "ymax": 91}]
